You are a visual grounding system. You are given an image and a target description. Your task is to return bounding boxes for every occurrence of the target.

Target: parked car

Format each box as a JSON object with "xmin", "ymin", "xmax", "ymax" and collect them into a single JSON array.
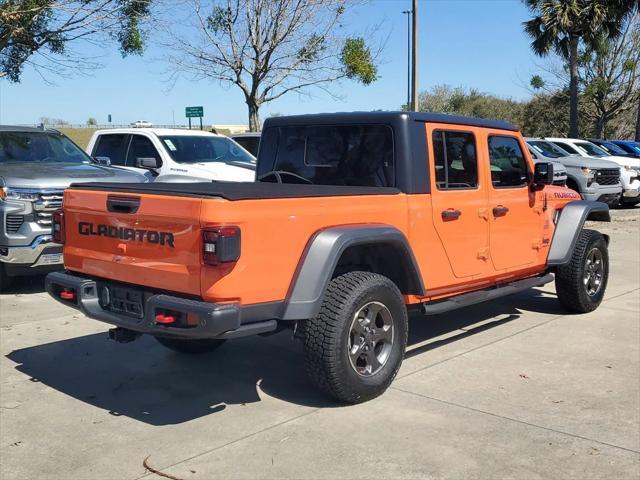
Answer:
[
  {"xmin": 47, "ymin": 111, "xmax": 611, "ymax": 403},
  {"xmin": 545, "ymin": 137, "xmax": 640, "ymax": 206},
  {"xmin": 229, "ymin": 132, "xmax": 261, "ymax": 157},
  {"xmin": 526, "ymin": 138, "xmax": 622, "ymax": 207},
  {"xmin": 129, "ymin": 120, "xmax": 153, "ymax": 128},
  {"xmin": 588, "ymin": 139, "xmax": 638, "ymax": 159},
  {"xmin": 0, "ymin": 126, "xmax": 148, "ymax": 290},
  {"xmin": 609, "ymin": 140, "xmax": 640, "ymax": 159},
  {"xmin": 86, "ymin": 128, "xmax": 256, "ymax": 182}
]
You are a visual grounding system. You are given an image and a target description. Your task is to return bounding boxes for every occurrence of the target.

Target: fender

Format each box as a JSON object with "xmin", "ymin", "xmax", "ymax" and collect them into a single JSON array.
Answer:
[
  {"xmin": 547, "ymin": 200, "xmax": 610, "ymax": 266},
  {"xmin": 281, "ymin": 224, "xmax": 425, "ymax": 320}
]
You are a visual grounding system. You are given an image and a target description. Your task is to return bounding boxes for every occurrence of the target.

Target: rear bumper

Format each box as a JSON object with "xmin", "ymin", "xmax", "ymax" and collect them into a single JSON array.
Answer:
[{"xmin": 45, "ymin": 271, "xmax": 277, "ymax": 339}]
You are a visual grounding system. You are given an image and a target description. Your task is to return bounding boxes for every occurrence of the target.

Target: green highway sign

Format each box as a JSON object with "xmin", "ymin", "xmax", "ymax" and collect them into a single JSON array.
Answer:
[{"xmin": 185, "ymin": 106, "xmax": 204, "ymax": 118}]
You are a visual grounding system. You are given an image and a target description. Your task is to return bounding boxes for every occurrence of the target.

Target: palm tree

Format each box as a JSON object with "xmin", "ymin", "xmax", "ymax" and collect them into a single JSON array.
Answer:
[{"xmin": 523, "ymin": 0, "xmax": 633, "ymax": 137}]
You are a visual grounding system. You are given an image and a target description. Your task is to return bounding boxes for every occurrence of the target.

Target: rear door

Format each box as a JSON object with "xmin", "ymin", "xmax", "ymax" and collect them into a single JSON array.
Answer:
[
  {"xmin": 427, "ymin": 124, "xmax": 490, "ymax": 278},
  {"xmin": 63, "ymin": 188, "xmax": 203, "ymax": 295},
  {"xmin": 485, "ymin": 134, "xmax": 541, "ymax": 271}
]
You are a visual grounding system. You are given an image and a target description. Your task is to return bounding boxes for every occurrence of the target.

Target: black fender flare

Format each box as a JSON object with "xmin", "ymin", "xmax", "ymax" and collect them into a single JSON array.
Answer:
[
  {"xmin": 281, "ymin": 224, "xmax": 425, "ymax": 320},
  {"xmin": 547, "ymin": 200, "xmax": 610, "ymax": 266}
]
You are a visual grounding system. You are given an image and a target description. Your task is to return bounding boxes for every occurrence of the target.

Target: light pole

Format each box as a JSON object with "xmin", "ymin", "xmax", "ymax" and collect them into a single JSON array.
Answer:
[
  {"xmin": 402, "ymin": 9, "xmax": 411, "ymax": 110},
  {"xmin": 411, "ymin": 0, "xmax": 418, "ymax": 112}
]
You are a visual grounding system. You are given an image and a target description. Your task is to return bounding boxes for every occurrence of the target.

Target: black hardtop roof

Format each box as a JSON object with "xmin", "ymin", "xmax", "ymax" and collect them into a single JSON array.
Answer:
[
  {"xmin": 263, "ymin": 111, "xmax": 518, "ymax": 132},
  {"xmin": 0, "ymin": 125, "xmax": 61, "ymax": 133}
]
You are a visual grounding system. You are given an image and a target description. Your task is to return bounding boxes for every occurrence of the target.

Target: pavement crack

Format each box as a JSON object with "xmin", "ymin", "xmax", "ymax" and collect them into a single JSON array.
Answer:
[
  {"xmin": 133, "ymin": 408, "xmax": 320, "ymax": 480},
  {"xmin": 391, "ymin": 386, "xmax": 640, "ymax": 455}
]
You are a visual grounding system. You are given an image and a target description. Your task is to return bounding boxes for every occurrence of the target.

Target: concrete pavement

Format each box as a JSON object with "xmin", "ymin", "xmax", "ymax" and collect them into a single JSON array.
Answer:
[{"xmin": 1, "ymin": 208, "xmax": 638, "ymax": 479}]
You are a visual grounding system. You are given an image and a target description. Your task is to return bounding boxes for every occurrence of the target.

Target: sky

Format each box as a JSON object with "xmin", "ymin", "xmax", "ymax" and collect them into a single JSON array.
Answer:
[{"xmin": 0, "ymin": 0, "xmax": 544, "ymax": 127}]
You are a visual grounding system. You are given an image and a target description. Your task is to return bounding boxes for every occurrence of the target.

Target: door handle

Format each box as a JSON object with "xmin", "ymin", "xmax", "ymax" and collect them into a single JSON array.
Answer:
[
  {"xmin": 493, "ymin": 206, "xmax": 509, "ymax": 217},
  {"xmin": 107, "ymin": 195, "xmax": 140, "ymax": 214},
  {"xmin": 441, "ymin": 209, "xmax": 462, "ymax": 221}
]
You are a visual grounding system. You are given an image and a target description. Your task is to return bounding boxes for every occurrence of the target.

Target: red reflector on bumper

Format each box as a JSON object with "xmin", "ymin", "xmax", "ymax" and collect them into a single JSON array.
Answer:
[
  {"xmin": 60, "ymin": 289, "xmax": 75, "ymax": 300},
  {"xmin": 155, "ymin": 314, "xmax": 176, "ymax": 324}
]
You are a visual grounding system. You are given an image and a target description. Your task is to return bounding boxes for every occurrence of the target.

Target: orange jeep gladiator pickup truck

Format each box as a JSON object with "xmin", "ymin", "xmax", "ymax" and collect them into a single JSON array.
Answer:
[{"xmin": 46, "ymin": 112, "xmax": 611, "ymax": 403}]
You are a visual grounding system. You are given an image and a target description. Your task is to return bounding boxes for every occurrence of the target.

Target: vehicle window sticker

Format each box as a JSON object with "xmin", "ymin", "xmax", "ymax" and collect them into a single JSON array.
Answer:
[{"xmin": 164, "ymin": 139, "xmax": 177, "ymax": 151}]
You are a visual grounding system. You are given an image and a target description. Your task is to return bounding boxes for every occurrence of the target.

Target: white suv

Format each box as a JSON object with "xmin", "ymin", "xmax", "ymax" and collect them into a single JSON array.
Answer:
[
  {"xmin": 545, "ymin": 137, "xmax": 640, "ymax": 206},
  {"xmin": 86, "ymin": 128, "xmax": 256, "ymax": 183}
]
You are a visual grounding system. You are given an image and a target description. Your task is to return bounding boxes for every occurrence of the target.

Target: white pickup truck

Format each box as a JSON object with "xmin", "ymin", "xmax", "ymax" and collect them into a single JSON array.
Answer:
[{"xmin": 86, "ymin": 128, "xmax": 256, "ymax": 182}]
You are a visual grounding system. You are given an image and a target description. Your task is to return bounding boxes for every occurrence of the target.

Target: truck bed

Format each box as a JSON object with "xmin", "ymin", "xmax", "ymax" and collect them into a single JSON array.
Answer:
[{"xmin": 70, "ymin": 181, "xmax": 400, "ymax": 200}]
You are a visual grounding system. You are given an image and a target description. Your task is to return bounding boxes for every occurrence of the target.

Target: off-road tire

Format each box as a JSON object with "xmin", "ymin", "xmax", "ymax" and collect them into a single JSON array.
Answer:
[
  {"xmin": 154, "ymin": 336, "xmax": 226, "ymax": 354},
  {"xmin": 555, "ymin": 229, "xmax": 608, "ymax": 313},
  {"xmin": 303, "ymin": 271, "xmax": 408, "ymax": 403}
]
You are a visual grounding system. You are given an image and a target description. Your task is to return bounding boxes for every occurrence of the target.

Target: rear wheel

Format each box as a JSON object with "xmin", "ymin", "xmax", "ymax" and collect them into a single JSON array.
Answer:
[
  {"xmin": 154, "ymin": 336, "xmax": 226, "ymax": 354},
  {"xmin": 555, "ymin": 229, "xmax": 608, "ymax": 313},
  {"xmin": 303, "ymin": 271, "xmax": 408, "ymax": 403}
]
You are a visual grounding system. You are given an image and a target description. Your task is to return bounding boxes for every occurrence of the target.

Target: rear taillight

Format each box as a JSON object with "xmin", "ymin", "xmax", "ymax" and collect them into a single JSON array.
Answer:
[
  {"xmin": 52, "ymin": 209, "xmax": 65, "ymax": 243},
  {"xmin": 202, "ymin": 226, "xmax": 241, "ymax": 265}
]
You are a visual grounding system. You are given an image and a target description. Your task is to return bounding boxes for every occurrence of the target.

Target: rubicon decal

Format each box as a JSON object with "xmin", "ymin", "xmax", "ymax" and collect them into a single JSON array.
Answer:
[{"xmin": 78, "ymin": 222, "xmax": 175, "ymax": 247}]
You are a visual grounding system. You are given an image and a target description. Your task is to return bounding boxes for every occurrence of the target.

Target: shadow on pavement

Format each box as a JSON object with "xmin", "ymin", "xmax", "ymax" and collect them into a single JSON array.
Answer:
[
  {"xmin": 5, "ymin": 288, "xmax": 567, "ymax": 426},
  {"xmin": 1, "ymin": 274, "xmax": 48, "ymax": 294}
]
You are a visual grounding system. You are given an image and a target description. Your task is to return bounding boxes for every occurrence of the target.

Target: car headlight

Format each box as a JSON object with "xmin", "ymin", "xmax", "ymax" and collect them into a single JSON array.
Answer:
[
  {"xmin": 0, "ymin": 187, "xmax": 40, "ymax": 201},
  {"xmin": 581, "ymin": 167, "xmax": 594, "ymax": 177}
]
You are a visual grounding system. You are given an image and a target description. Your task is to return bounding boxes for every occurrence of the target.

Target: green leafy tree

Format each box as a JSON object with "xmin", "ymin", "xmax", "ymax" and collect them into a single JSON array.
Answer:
[
  {"xmin": 0, "ymin": 0, "xmax": 152, "ymax": 82},
  {"xmin": 161, "ymin": 0, "xmax": 380, "ymax": 131},
  {"xmin": 581, "ymin": 16, "xmax": 640, "ymax": 137},
  {"xmin": 86, "ymin": 117, "xmax": 97, "ymax": 126},
  {"xmin": 523, "ymin": 0, "xmax": 634, "ymax": 137}
]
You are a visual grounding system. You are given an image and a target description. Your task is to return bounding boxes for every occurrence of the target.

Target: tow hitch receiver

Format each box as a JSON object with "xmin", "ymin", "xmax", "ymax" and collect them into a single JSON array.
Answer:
[{"xmin": 108, "ymin": 327, "xmax": 141, "ymax": 343}]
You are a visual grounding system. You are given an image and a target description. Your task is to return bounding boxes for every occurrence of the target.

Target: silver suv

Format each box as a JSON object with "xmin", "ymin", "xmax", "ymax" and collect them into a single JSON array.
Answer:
[
  {"xmin": 526, "ymin": 138, "xmax": 622, "ymax": 206},
  {"xmin": 0, "ymin": 126, "xmax": 147, "ymax": 289}
]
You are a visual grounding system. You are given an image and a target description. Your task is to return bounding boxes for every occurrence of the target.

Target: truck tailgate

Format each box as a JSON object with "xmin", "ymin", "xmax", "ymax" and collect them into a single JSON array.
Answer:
[{"xmin": 62, "ymin": 188, "xmax": 203, "ymax": 296}]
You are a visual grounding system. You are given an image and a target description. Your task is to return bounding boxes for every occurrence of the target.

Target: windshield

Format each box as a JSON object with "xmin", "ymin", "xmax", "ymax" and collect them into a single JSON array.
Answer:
[
  {"xmin": 597, "ymin": 141, "xmax": 629, "ymax": 156},
  {"xmin": 0, "ymin": 131, "xmax": 90, "ymax": 163},
  {"xmin": 159, "ymin": 135, "xmax": 255, "ymax": 164},
  {"xmin": 528, "ymin": 141, "xmax": 568, "ymax": 158},
  {"xmin": 574, "ymin": 141, "xmax": 608, "ymax": 157}
]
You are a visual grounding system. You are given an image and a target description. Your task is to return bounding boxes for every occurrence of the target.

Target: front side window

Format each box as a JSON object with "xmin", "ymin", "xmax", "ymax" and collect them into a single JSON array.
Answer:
[
  {"xmin": 0, "ymin": 132, "xmax": 89, "ymax": 164},
  {"xmin": 259, "ymin": 124, "xmax": 394, "ymax": 186},
  {"xmin": 488, "ymin": 136, "xmax": 529, "ymax": 188},
  {"xmin": 93, "ymin": 134, "xmax": 129, "ymax": 165},
  {"xmin": 432, "ymin": 130, "xmax": 478, "ymax": 189},
  {"xmin": 159, "ymin": 135, "xmax": 255, "ymax": 165}
]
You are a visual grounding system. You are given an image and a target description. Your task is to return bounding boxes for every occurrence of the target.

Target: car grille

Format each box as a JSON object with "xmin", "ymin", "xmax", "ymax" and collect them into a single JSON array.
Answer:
[
  {"xmin": 6, "ymin": 215, "xmax": 24, "ymax": 233},
  {"xmin": 33, "ymin": 190, "xmax": 64, "ymax": 227},
  {"xmin": 595, "ymin": 169, "xmax": 620, "ymax": 186}
]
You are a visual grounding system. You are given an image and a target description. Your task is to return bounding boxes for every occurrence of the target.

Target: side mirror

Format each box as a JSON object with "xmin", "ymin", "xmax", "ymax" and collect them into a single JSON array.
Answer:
[
  {"xmin": 93, "ymin": 156, "xmax": 111, "ymax": 166},
  {"xmin": 533, "ymin": 162, "xmax": 554, "ymax": 187},
  {"xmin": 136, "ymin": 157, "xmax": 160, "ymax": 169}
]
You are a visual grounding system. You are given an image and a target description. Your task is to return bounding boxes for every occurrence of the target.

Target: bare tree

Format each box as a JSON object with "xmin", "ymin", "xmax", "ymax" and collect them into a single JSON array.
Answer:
[
  {"xmin": 582, "ymin": 16, "xmax": 640, "ymax": 137},
  {"xmin": 161, "ymin": 0, "xmax": 380, "ymax": 130},
  {"xmin": 0, "ymin": 0, "xmax": 152, "ymax": 82}
]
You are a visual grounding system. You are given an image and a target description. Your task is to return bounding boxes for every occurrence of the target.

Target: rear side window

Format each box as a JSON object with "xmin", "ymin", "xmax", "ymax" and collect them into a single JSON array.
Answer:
[
  {"xmin": 127, "ymin": 135, "xmax": 160, "ymax": 167},
  {"xmin": 93, "ymin": 134, "xmax": 129, "ymax": 165},
  {"xmin": 488, "ymin": 136, "xmax": 529, "ymax": 188},
  {"xmin": 233, "ymin": 136, "xmax": 260, "ymax": 157},
  {"xmin": 260, "ymin": 125, "xmax": 394, "ymax": 186},
  {"xmin": 432, "ymin": 130, "xmax": 478, "ymax": 189}
]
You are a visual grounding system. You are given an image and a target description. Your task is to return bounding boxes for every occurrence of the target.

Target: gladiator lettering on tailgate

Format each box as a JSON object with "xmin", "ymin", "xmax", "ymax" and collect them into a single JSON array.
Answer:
[{"xmin": 78, "ymin": 222, "xmax": 175, "ymax": 247}]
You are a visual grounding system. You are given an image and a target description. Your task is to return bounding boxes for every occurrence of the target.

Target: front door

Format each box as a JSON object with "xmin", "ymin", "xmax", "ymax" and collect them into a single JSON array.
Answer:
[
  {"xmin": 428, "ymin": 125, "xmax": 490, "ymax": 278},
  {"xmin": 485, "ymin": 134, "xmax": 541, "ymax": 271}
]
